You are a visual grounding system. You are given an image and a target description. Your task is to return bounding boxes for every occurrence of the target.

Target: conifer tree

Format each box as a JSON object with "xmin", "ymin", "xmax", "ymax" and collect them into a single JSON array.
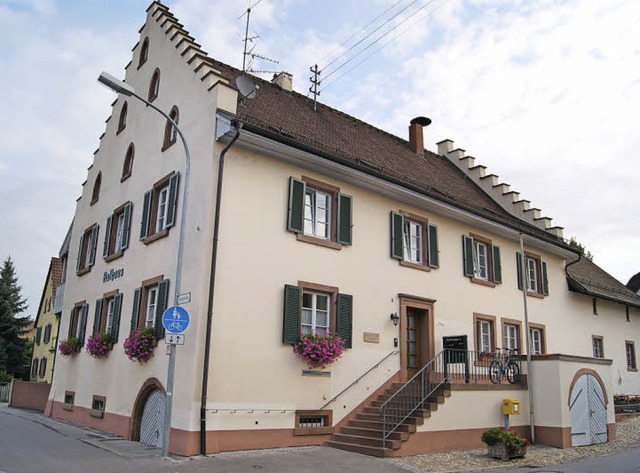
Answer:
[{"xmin": 0, "ymin": 256, "xmax": 30, "ymax": 377}]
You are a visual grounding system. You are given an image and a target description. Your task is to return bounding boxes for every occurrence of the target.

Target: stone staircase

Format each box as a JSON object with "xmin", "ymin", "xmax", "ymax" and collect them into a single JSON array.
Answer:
[{"xmin": 325, "ymin": 382, "xmax": 452, "ymax": 457}]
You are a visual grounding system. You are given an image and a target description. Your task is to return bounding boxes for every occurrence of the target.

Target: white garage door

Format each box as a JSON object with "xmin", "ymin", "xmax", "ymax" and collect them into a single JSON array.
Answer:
[
  {"xmin": 570, "ymin": 374, "xmax": 607, "ymax": 446},
  {"xmin": 140, "ymin": 389, "xmax": 165, "ymax": 448}
]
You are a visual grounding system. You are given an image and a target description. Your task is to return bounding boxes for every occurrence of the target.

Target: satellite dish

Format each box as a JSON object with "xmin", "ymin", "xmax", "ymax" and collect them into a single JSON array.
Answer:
[{"xmin": 235, "ymin": 76, "xmax": 257, "ymax": 100}]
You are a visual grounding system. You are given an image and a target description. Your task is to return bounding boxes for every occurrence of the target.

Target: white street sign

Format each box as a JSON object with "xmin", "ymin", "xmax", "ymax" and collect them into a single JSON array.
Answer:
[
  {"xmin": 165, "ymin": 334, "xmax": 185, "ymax": 345},
  {"xmin": 177, "ymin": 292, "xmax": 191, "ymax": 304}
]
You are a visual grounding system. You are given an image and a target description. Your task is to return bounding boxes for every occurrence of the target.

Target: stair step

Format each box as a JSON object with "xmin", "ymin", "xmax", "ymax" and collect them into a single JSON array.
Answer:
[
  {"xmin": 332, "ymin": 433, "xmax": 401, "ymax": 449},
  {"xmin": 339, "ymin": 426, "xmax": 409, "ymax": 441},
  {"xmin": 348, "ymin": 419, "xmax": 416, "ymax": 433},
  {"xmin": 325, "ymin": 440, "xmax": 388, "ymax": 457}
]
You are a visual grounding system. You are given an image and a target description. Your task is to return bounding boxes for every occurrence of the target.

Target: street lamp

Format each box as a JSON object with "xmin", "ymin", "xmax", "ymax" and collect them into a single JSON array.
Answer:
[{"xmin": 98, "ymin": 71, "xmax": 190, "ymax": 457}]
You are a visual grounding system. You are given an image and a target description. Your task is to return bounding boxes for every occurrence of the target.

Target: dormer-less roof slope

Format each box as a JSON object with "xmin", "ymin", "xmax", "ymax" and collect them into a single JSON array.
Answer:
[
  {"xmin": 566, "ymin": 257, "xmax": 640, "ymax": 309},
  {"xmin": 149, "ymin": 1, "xmax": 571, "ymax": 249}
]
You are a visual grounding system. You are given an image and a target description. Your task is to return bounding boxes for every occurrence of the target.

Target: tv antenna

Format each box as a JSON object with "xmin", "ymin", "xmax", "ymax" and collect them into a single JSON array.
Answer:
[{"xmin": 239, "ymin": 1, "xmax": 279, "ymax": 75}]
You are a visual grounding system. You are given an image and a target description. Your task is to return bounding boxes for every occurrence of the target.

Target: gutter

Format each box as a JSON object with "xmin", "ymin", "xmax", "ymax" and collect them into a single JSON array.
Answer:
[{"xmin": 200, "ymin": 120, "xmax": 242, "ymax": 455}]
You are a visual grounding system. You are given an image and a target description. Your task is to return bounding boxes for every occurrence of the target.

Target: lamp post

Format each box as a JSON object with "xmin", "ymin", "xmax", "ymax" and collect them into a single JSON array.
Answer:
[{"xmin": 98, "ymin": 71, "xmax": 190, "ymax": 457}]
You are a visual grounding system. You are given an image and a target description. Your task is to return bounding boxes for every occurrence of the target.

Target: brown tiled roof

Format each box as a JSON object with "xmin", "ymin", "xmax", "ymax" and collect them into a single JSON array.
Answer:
[
  {"xmin": 566, "ymin": 257, "xmax": 640, "ymax": 309},
  {"xmin": 207, "ymin": 58, "xmax": 569, "ymax": 247}
]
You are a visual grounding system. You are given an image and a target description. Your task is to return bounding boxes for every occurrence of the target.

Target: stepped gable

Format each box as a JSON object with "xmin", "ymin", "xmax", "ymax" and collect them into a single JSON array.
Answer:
[
  {"xmin": 566, "ymin": 257, "xmax": 640, "ymax": 309},
  {"xmin": 149, "ymin": 1, "xmax": 566, "ymax": 245}
]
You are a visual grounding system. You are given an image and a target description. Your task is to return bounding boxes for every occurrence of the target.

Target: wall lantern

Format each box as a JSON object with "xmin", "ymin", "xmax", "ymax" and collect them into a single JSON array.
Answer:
[{"xmin": 390, "ymin": 312, "xmax": 399, "ymax": 326}]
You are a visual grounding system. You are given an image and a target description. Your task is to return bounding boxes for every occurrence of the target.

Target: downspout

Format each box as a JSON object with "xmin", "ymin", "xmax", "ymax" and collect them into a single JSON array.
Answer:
[
  {"xmin": 200, "ymin": 121, "xmax": 242, "ymax": 455},
  {"xmin": 519, "ymin": 234, "xmax": 535, "ymax": 444}
]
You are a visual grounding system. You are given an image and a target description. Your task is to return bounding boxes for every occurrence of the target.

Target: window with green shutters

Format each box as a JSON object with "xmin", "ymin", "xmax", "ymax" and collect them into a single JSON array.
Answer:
[
  {"xmin": 140, "ymin": 172, "xmax": 179, "ymax": 243},
  {"xmin": 390, "ymin": 211, "xmax": 438, "ymax": 270},
  {"xmin": 69, "ymin": 302, "xmax": 89, "ymax": 346},
  {"xmin": 516, "ymin": 252, "xmax": 548, "ymax": 296},
  {"xmin": 76, "ymin": 224, "xmax": 99, "ymax": 275},
  {"xmin": 287, "ymin": 176, "xmax": 352, "ymax": 248},
  {"xmin": 103, "ymin": 202, "xmax": 133, "ymax": 261},
  {"xmin": 130, "ymin": 278, "xmax": 169, "ymax": 339},
  {"xmin": 93, "ymin": 292, "xmax": 123, "ymax": 343},
  {"xmin": 282, "ymin": 283, "xmax": 353, "ymax": 349},
  {"xmin": 462, "ymin": 234, "xmax": 501, "ymax": 286}
]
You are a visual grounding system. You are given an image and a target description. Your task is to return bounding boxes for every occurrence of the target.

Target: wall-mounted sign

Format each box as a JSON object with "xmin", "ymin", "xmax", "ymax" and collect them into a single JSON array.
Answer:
[
  {"xmin": 103, "ymin": 268, "xmax": 124, "ymax": 283},
  {"xmin": 363, "ymin": 332, "xmax": 380, "ymax": 343}
]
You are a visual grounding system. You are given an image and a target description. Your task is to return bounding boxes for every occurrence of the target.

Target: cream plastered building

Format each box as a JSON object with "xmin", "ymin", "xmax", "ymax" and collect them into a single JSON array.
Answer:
[
  {"xmin": 31, "ymin": 257, "xmax": 62, "ymax": 384},
  {"xmin": 48, "ymin": 1, "xmax": 640, "ymax": 456}
]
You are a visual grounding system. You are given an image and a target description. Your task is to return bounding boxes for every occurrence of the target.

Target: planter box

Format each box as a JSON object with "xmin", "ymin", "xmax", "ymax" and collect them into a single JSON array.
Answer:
[{"xmin": 487, "ymin": 443, "xmax": 526, "ymax": 460}]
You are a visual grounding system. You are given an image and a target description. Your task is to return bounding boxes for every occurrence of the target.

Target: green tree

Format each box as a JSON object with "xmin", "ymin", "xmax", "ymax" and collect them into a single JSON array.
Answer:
[
  {"xmin": 568, "ymin": 237, "xmax": 594, "ymax": 261},
  {"xmin": 0, "ymin": 256, "xmax": 30, "ymax": 377}
]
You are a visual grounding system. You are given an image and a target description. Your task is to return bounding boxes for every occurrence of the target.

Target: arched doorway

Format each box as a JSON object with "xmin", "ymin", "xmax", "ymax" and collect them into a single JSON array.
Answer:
[
  {"xmin": 570, "ymin": 372, "xmax": 607, "ymax": 446},
  {"xmin": 131, "ymin": 378, "xmax": 166, "ymax": 448}
]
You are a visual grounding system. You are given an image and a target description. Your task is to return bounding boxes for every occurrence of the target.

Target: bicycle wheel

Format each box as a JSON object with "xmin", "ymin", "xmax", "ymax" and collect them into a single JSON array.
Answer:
[
  {"xmin": 489, "ymin": 360, "xmax": 502, "ymax": 384},
  {"xmin": 505, "ymin": 361, "xmax": 520, "ymax": 384}
]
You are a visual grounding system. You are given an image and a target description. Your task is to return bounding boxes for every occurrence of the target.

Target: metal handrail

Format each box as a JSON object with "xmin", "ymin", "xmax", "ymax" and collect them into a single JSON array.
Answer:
[
  {"xmin": 320, "ymin": 350, "xmax": 399, "ymax": 410},
  {"xmin": 380, "ymin": 349, "xmax": 447, "ymax": 440}
]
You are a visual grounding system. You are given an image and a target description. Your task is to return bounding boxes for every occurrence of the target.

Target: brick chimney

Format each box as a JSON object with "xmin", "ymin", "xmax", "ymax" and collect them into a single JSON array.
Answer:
[
  {"xmin": 272, "ymin": 72, "xmax": 293, "ymax": 92},
  {"xmin": 409, "ymin": 116, "xmax": 432, "ymax": 154}
]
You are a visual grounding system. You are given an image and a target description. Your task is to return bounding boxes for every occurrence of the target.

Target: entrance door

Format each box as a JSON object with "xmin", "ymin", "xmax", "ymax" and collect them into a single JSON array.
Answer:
[
  {"xmin": 399, "ymin": 296, "xmax": 434, "ymax": 382},
  {"xmin": 570, "ymin": 374, "xmax": 607, "ymax": 446},
  {"xmin": 140, "ymin": 389, "xmax": 165, "ymax": 448}
]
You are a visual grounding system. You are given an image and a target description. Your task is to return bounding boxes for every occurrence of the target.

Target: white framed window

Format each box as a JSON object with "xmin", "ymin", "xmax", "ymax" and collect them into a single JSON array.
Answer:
[
  {"xmin": 626, "ymin": 342, "xmax": 637, "ymax": 370},
  {"xmin": 105, "ymin": 298, "xmax": 115, "ymax": 334},
  {"xmin": 115, "ymin": 213, "xmax": 126, "ymax": 252},
  {"xmin": 527, "ymin": 258, "xmax": 538, "ymax": 292},
  {"xmin": 403, "ymin": 221, "xmax": 423, "ymax": 264},
  {"xmin": 530, "ymin": 327, "xmax": 543, "ymax": 354},
  {"xmin": 478, "ymin": 320, "xmax": 492, "ymax": 352},
  {"xmin": 503, "ymin": 324, "xmax": 518, "ymax": 351},
  {"xmin": 304, "ymin": 189, "xmax": 331, "ymax": 239},
  {"xmin": 474, "ymin": 241, "xmax": 488, "ymax": 280},
  {"xmin": 156, "ymin": 186, "xmax": 169, "ymax": 232},
  {"xmin": 592, "ymin": 336, "xmax": 604, "ymax": 358},
  {"xmin": 301, "ymin": 291, "xmax": 330, "ymax": 336},
  {"xmin": 146, "ymin": 287, "xmax": 158, "ymax": 328}
]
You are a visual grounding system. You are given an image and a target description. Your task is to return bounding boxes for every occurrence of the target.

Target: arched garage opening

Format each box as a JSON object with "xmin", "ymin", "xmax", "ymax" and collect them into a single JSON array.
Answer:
[
  {"xmin": 569, "ymin": 369, "xmax": 608, "ymax": 446},
  {"xmin": 131, "ymin": 378, "xmax": 166, "ymax": 448}
]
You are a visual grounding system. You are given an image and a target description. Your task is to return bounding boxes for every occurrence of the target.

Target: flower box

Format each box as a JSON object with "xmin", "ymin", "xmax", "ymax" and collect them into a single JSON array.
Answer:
[{"xmin": 488, "ymin": 443, "xmax": 527, "ymax": 460}]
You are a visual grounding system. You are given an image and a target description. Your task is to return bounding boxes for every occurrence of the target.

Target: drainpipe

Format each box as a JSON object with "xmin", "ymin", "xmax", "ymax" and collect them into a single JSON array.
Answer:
[
  {"xmin": 200, "ymin": 121, "xmax": 242, "ymax": 455},
  {"xmin": 519, "ymin": 234, "xmax": 536, "ymax": 444}
]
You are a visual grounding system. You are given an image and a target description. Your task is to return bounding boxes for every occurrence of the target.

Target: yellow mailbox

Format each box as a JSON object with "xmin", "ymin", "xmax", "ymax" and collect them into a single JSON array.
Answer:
[{"xmin": 502, "ymin": 398, "xmax": 520, "ymax": 415}]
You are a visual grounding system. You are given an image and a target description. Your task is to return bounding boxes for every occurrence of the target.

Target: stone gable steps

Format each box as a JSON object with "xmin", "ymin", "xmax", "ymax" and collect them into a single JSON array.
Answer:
[{"xmin": 325, "ymin": 383, "xmax": 451, "ymax": 457}]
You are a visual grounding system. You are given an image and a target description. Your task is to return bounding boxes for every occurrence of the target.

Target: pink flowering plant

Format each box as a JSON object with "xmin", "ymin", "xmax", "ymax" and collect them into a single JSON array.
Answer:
[
  {"xmin": 58, "ymin": 337, "xmax": 81, "ymax": 357},
  {"xmin": 124, "ymin": 328, "xmax": 156, "ymax": 364},
  {"xmin": 293, "ymin": 332, "xmax": 346, "ymax": 369},
  {"xmin": 85, "ymin": 332, "xmax": 113, "ymax": 359}
]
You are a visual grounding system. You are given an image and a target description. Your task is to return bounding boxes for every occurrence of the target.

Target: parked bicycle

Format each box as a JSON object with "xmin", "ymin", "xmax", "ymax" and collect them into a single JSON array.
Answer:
[{"xmin": 489, "ymin": 348, "xmax": 520, "ymax": 384}]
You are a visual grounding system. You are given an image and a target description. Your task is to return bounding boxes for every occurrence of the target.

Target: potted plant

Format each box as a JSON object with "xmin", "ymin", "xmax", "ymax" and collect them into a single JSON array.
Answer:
[
  {"xmin": 481, "ymin": 427, "xmax": 528, "ymax": 460},
  {"xmin": 85, "ymin": 332, "xmax": 113, "ymax": 359},
  {"xmin": 293, "ymin": 332, "xmax": 345, "ymax": 370},
  {"xmin": 123, "ymin": 328, "xmax": 156, "ymax": 364},
  {"xmin": 58, "ymin": 337, "xmax": 81, "ymax": 357}
]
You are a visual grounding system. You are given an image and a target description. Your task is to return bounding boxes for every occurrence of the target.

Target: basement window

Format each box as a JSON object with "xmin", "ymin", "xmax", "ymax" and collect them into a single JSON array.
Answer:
[
  {"xmin": 91, "ymin": 395, "xmax": 106, "ymax": 418},
  {"xmin": 64, "ymin": 391, "xmax": 75, "ymax": 410},
  {"xmin": 294, "ymin": 410, "xmax": 333, "ymax": 436}
]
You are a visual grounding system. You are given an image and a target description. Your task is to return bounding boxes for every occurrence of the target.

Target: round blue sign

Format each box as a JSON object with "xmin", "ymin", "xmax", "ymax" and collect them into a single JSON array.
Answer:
[{"xmin": 162, "ymin": 306, "xmax": 190, "ymax": 333}]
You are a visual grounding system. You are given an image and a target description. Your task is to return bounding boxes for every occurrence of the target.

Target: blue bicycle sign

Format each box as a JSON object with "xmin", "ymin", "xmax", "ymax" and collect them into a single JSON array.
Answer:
[{"xmin": 162, "ymin": 306, "xmax": 190, "ymax": 334}]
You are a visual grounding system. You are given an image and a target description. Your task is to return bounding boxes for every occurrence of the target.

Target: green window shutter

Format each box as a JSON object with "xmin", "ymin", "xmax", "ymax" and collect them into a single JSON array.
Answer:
[
  {"xmin": 541, "ymin": 261, "xmax": 549, "ymax": 296},
  {"xmin": 427, "ymin": 224, "xmax": 439, "ymax": 268},
  {"xmin": 111, "ymin": 293, "xmax": 123, "ymax": 343},
  {"xmin": 93, "ymin": 299, "xmax": 103, "ymax": 337},
  {"xmin": 390, "ymin": 211, "xmax": 404, "ymax": 260},
  {"xmin": 492, "ymin": 245, "xmax": 502, "ymax": 284},
  {"xmin": 35, "ymin": 327, "xmax": 42, "ymax": 345},
  {"xmin": 516, "ymin": 252, "xmax": 523, "ymax": 290},
  {"xmin": 88, "ymin": 225, "xmax": 99, "ymax": 267},
  {"xmin": 122, "ymin": 202, "xmax": 132, "ymax": 250},
  {"xmin": 282, "ymin": 285, "xmax": 301, "ymax": 345},
  {"xmin": 155, "ymin": 279, "xmax": 170, "ymax": 340},
  {"xmin": 462, "ymin": 235, "xmax": 474, "ymax": 277},
  {"xmin": 336, "ymin": 193, "xmax": 353, "ymax": 245},
  {"xmin": 68, "ymin": 309, "xmax": 74, "ymax": 339},
  {"xmin": 166, "ymin": 172, "xmax": 180, "ymax": 228},
  {"xmin": 336, "ymin": 293, "xmax": 353, "ymax": 349},
  {"xmin": 103, "ymin": 215, "xmax": 113, "ymax": 258},
  {"xmin": 78, "ymin": 304, "xmax": 88, "ymax": 346},
  {"xmin": 140, "ymin": 190, "xmax": 152, "ymax": 240},
  {"xmin": 76, "ymin": 233, "xmax": 84, "ymax": 272},
  {"xmin": 287, "ymin": 177, "xmax": 306, "ymax": 233},
  {"xmin": 131, "ymin": 287, "xmax": 141, "ymax": 333}
]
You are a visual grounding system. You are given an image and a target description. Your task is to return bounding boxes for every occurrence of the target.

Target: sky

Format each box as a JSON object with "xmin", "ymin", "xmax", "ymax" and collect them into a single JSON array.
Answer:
[{"xmin": 1, "ymin": 0, "xmax": 639, "ymax": 318}]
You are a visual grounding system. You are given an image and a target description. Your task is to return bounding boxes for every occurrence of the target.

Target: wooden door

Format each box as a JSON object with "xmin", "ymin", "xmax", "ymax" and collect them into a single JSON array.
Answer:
[{"xmin": 406, "ymin": 307, "xmax": 422, "ymax": 379}]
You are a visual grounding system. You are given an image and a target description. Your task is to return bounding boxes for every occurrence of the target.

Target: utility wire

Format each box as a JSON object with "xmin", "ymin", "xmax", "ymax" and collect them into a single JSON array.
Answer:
[
  {"xmin": 319, "ymin": 0, "xmax": 450, "ymax": 92},
  {"xmin": 321, "ymin": 0, "xmax": 421, "ymax": 72}
]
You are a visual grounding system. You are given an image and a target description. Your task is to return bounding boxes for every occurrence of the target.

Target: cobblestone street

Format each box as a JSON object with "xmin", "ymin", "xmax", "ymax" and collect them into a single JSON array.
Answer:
[{"xmin": 389, "ymin": 415, "xmax": 640, "ymax": 472}]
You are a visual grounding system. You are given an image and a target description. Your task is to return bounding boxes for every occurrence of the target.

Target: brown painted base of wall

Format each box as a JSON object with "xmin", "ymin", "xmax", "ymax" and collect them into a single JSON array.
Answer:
[
  {"xmin": 535, "ymin": 423, "xmax": 616, "ymax": 449},
  {"xmin": 9, "ymin": 381, "xmax": 51, "ymax": 411},
  {"xmin": 47, "ymin": 400, "xmax": 131, "ymax": 440},
  {"xmin": 391, "ymin": 425, "xmax": 531, "ymax": 456}
]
